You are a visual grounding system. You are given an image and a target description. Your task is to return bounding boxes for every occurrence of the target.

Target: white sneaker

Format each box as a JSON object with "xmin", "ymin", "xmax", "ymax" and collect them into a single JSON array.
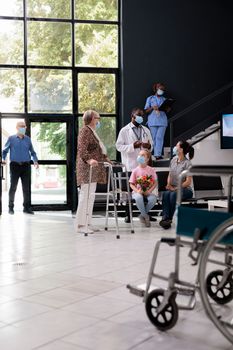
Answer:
[
  {"xmin": 77, "ymin": 226, "xmax": 94, "ymax": 234},
  {"xmin": 88, "ymin": 226, "xmax": 101, "ymax": 232},
  {"xmin": 138, "ymin": 214, "xmax": 145, "ymax": 223},
  {"xmin": 144, "ymin": 215, "xmax": 151, "ymax": 227}
]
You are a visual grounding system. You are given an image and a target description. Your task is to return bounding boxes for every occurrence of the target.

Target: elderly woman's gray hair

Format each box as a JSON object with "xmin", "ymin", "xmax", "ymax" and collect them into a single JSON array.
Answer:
[{"xmin": 83, "ymin": 110, "xmax": 99, "ymax": 125}]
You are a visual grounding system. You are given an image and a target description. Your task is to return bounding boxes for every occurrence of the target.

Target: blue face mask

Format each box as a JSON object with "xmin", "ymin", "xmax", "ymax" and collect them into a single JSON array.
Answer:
[
  {"xmin": 137, "ymin": 155, "xmax": 146, "ymax": 164},
  {"xmin": 157, "ymin": 89, "xmax": 164, "ymax": 96},
  {"xmin": 173, "ymin": 146, "xmax": 178, "ymax": 156},
  {"xmin": 135, "ymin": 115, "xmax": 143, "ymax": 124},
  {"xmin": 96, "ymin": 121, "xmax": 101, "ymax": 129},
  {"xmin": 18, "ymin": 127, "xmax": 26, "ymax": 135}
]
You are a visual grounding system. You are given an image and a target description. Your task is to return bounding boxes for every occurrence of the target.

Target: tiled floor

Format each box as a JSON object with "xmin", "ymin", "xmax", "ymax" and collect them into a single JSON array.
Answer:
[{"xmin": 0, "ymin": 210, "xmax": 231, "ymax": 350}]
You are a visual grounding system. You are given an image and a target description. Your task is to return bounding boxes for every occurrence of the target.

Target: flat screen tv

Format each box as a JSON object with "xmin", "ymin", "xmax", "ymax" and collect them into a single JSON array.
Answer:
[{"xmin": 221, "ymin": 113, "xmax": 233, "ymax": 149}]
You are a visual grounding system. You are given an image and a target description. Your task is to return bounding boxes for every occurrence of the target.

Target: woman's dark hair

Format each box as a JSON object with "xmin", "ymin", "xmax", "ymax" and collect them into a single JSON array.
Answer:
[
  {"xmin": 179, "ymin": 140, "xmax": 194, "ymax": 160},
  {"xmin": 152, "ymin": 82, "xmax": 165, "ymax": 94}
]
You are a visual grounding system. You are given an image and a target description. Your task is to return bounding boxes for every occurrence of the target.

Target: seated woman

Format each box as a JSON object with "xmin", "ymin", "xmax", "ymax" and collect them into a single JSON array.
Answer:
[
  {"xmin": 159, "ymin": 140, "xmax": 194, "ymax": 229},
  {"xmin": 129, "ymin": 150, "xmax": 157, "ymax": 227}
]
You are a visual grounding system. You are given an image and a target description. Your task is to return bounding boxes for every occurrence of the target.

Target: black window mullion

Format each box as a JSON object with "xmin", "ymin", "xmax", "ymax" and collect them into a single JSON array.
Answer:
[{"xmin": 23, "ymin": 0, "xmax": 28, "ymax": 114}]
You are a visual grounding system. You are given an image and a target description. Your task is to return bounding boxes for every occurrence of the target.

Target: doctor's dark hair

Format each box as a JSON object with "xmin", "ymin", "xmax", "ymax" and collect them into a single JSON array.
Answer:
[
  {"xmin": 152, "ymin": 82, "xmax": 165, "ymax": 94},
  {"xmin": 179, "ymin": 140, "xmax": 194, "ymax": 160},
  {"xmin": 131, "ymin": 107, "xmax": 143, "ymax": 118}
]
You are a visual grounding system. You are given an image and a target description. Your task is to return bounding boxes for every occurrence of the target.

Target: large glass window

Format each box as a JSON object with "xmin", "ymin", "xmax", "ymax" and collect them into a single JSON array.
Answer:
[
  {"xmin": 0, "ymin": 0, "xmax": 120, "ymax": 211},
  {"xmin": 31, "ymin": 164, "xmax": 67, "ymax": 205},
  {"xmin": 75, "ymin": 23, "xmax": 118, "ymax": 67},
  {"xmin": 0, "ymin": 69, "xmax": 24, "ymax": 113},
  {"xmin": 31, "ymin": 122, "xmax": 66, "ymax": 160},
  {"xmin": 75, "ymin": 0, "xmax": 118, "ymax": 21},
  {"xmin": 0, "ymin": 20, "xmax": 24, "ymax": 65},
  {"xmin": 27, "ymin": 0, "xmax": 71, "ymax": 19},
  {"xmin": 27, "ymin": 22, "xmax": 72, "ymax": 66},
  {"xmin": 28, "ymin": 69, "xmax": 72, "ymax": 113},
  {"xmin": 78, "ymin": 73, "xmax": 116, "ymax": 114},
  {"xmin": 0, "ymin": 0, "xmax": 23, "ymax": 17}
]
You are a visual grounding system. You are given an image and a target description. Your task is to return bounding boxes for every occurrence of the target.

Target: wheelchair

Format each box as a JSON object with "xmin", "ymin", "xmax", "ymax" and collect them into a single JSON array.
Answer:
[{"xmin": 127, "ymin": 165, "xmax": 233, "ymax": 345}]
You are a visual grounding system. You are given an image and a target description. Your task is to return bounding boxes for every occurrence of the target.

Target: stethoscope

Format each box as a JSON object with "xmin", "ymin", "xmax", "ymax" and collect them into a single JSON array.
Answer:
[{"xmin": 131, "ymin": 125, "xmax": 147, "ymax": 141}]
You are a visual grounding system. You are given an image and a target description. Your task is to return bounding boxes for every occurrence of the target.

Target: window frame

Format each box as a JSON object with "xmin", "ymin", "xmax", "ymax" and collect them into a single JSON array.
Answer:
[{"xmin": 0, "ymin": 0, "xmax": 121, "ymax": 213}]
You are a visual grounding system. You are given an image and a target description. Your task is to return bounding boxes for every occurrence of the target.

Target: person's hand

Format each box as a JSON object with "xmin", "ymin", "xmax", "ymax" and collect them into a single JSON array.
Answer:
[
  {"xmin": 133, "ymin": 141, "xmax": 142, "ymax": 149},
  {"xmin": 137, "ymin": 189, "xmax": 143, "ymax": 194},
  {"xmin": 88, "ymin": 159, "xmax": 98, "ymax": 167},
  {"xmin": 142, "ymin": 141, "xmax": 150, "ymax": 149},
  {"xmin": 153, "ymin": 105, "xmax": 159, "ymax": 111},
  {"xmin": 143, "ymin": 190, "xmax": 149, "ymax": 196},
  {"xmin": 166, "ymin": 184, "xmax": 176, "ymax": 191},
  {"xmin": 1, "ymin": 160, "xmax": 6, "ymax": 165},
  {"xmin": 34, "ymin": 162, "xmax": 39, "ymax": 169}
]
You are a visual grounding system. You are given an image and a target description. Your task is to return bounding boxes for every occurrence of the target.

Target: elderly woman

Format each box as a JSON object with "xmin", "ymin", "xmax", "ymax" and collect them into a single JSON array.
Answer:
[{"xmin": 76, "ymin": 110, "xmax": 110, "ymax": 234}]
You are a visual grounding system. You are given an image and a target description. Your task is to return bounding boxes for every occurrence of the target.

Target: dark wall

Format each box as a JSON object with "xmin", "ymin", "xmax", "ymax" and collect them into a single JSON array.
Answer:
[{"xmin": 121, "ymin": 0, "xmax": 233, "ymax": 142}]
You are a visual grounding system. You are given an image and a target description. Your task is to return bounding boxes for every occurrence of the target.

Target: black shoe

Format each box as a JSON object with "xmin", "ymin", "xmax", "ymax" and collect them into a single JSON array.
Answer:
[
  {"xmin": 149, "ymin": 215, "xmax": 157, "ymax": 222},
  {"xmin": 124, "ymin": 216, "xmax": 131, "ymax": 223},
  {"xmin": 8, "ymin": 208, "xmax": 14, "ymax": 215},
  {"xmin": 159, "ymin": 219, "xmax": 172, "ymax": 229},
  {"xmin": 23, "ymin": 208, "xmax": 34, "ymax": 215}
]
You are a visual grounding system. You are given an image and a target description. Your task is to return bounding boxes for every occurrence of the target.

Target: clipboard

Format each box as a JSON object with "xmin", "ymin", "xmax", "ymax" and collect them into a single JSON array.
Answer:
[{"xmin": 158, "ymin": 98, "xmax": 175, "ymax": 112}]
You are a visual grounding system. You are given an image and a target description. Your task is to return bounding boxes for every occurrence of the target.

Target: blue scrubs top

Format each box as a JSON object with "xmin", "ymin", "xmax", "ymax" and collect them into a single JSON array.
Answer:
[{"xmin": 144, "ymin": 95, "xmax": 168, "ymax": 127}]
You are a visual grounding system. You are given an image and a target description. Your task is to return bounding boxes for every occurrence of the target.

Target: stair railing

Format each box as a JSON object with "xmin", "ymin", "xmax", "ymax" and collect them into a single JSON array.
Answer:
[{"xmin": 169, "ymin": 82, "xmax": 233, "ymax": 159}]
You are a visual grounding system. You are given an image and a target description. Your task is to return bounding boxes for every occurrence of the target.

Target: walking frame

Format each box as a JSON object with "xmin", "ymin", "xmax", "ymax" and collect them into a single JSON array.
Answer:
[
  {"xmin": 83, "ymin": 161, "xmax": 134, "ymax": 239},
  {"xmin": 127, "ymin": 165, "xmax": 233, "ymax": 345}
]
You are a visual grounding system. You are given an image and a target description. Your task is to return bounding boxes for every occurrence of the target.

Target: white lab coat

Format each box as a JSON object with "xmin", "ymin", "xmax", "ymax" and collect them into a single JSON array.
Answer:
[{"xmin": 116, "ymin": 122, "xmax": 153, "ymax": 171}]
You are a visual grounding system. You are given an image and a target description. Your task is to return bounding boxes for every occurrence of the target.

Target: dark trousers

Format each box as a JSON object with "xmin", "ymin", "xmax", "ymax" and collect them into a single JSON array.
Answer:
[
  {"xmin": 9, "ymin": 162, "xmax": 30, "ymax": 210},
  {"xmin": 162, "ymin": 188, "xmax": 193, "ymax": 221}
]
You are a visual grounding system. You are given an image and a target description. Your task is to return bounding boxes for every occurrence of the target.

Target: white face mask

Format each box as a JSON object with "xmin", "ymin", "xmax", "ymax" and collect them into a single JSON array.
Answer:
[{"xmin": 157, "ymin": 89, "xmax": 164, "ymax": 96}]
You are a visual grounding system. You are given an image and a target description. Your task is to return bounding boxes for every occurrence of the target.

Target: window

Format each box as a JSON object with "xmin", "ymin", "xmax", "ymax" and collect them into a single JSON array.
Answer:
[
  {"xmin": 0, "ymin": 0, "xmax": 120, "ymax": 211},
  {"xmin": 75, "ymin": 23, "xmax": 118, "ymax": 68},
  {"xmin": 0, "ymin": 69, "xmax": 24, "ymax": 113},
  {"xmin": 28, "ymin": 69, "xmax": 72, "ymax": 113}
]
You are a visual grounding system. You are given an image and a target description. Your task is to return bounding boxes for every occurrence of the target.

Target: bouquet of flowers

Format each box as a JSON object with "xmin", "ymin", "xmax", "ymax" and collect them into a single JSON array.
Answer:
[{"xmin": 136, "ymin": 175, "xmax": 155, "ymax": 192}]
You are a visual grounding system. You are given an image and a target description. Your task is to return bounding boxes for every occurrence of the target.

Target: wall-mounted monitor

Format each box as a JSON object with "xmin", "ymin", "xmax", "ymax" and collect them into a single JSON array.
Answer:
[{"xmin": 221, "ymin": 113, "xmax": 233, "ymax": 149}]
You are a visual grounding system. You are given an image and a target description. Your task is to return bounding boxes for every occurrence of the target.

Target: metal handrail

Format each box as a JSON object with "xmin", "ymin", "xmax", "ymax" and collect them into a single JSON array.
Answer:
[
  {"xmin": 170, "ymin": 82, "xmax": 233, "ymax": 123},
  {"xmin": 169, "ymin": 81, "xmax": 233, "ymax": 159}
]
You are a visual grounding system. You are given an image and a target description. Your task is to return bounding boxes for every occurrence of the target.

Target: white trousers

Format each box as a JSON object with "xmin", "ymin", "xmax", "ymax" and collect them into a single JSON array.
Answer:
[{"xmin": 76, "ymin": 182, "xmax": 97, "ymax": 227}]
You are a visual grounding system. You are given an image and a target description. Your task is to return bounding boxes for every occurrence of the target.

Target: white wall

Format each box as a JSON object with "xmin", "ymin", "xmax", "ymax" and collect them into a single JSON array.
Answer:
[
  {"xmin": 192, "ymin": 130, "xmax": 233, "ymax": 194},
  {"xmin": 192, "ymin": 130, "xmax": 233, "ymax": 166}
]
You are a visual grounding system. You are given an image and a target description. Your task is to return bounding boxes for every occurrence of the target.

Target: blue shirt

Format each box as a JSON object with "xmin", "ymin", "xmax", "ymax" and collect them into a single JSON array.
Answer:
[
  {"xmin": 2, "ymin": 134, "xmax": 38, "ymax": 163},
  {"xmin": 144, "ymin": 95, "xmax": 168, "ymax": 127}
]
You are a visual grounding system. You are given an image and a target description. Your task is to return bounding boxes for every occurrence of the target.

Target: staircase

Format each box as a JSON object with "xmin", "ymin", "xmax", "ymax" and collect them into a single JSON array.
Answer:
[{"xmin": 153, "ymin": 82, "xmax": 233, "ymax": 168}]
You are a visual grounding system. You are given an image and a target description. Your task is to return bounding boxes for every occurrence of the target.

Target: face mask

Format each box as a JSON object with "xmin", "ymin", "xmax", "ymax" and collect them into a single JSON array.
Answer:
[
  {"xmin": 173, "ymin": 146, "xmax": 178, "ymax": 156},
  {"xmin": 18, "ymin": 127, "xmax": 26, "ymax": 135},
  {"xmin": 157, "ymin": 89, "xmax": 164, "ymax": 96},
  {"xmin": 96, "ymin": 121, "xmax": 101, "ymax": 129},
  {"xmin": 137, "ymin": 155, "xmax": 146, "ymax": 164},
  {"xmin": 135, "ymin": 115, "xmax": 143, "ymax": 124}
]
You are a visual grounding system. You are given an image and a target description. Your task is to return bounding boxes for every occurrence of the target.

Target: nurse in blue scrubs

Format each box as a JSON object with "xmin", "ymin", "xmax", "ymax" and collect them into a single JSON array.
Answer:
[{"xmin": 144, "ymin": 82, "xmax": 169, "ymax": 160}]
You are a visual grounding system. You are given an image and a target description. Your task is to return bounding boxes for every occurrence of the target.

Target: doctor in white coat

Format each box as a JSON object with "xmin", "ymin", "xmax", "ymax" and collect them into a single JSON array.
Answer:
[{"xmin": 116, "ymin": 107, "xmax": 153, "ymax": 171}]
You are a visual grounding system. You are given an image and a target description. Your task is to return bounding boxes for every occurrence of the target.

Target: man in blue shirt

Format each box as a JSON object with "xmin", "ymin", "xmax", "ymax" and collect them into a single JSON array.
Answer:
[{"xmin": 2, "ymin": 120, "xmax": 39, "ymax": 214}]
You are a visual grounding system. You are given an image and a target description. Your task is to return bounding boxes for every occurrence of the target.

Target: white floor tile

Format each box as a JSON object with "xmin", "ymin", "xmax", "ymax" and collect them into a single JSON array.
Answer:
[{"xmin": 0, "ymin": 211, "xmax": 231, "ymax": 350}]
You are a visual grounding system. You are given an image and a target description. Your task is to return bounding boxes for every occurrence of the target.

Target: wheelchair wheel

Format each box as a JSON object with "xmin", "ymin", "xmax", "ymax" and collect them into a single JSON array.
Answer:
[
  {"xmin": 199, "ymin": 217, "xmax": 233, "ymax": 345},
  {"xmin": 145, "ymin": 289, "xmax": 178, "ymax": 331},
  {"xmin": 206, "ymin": 270, "xmax": 233, "ymax": 305}
]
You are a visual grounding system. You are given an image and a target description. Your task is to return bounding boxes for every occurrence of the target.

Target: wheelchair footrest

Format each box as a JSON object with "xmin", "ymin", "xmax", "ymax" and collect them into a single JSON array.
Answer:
[
  {"xmin": 161, "ymin": 238, "xmax": 176, "ymax": 245},
  {"xmin": 126, "ymin": 284, "xmax": 145, "ymax": 297}
]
